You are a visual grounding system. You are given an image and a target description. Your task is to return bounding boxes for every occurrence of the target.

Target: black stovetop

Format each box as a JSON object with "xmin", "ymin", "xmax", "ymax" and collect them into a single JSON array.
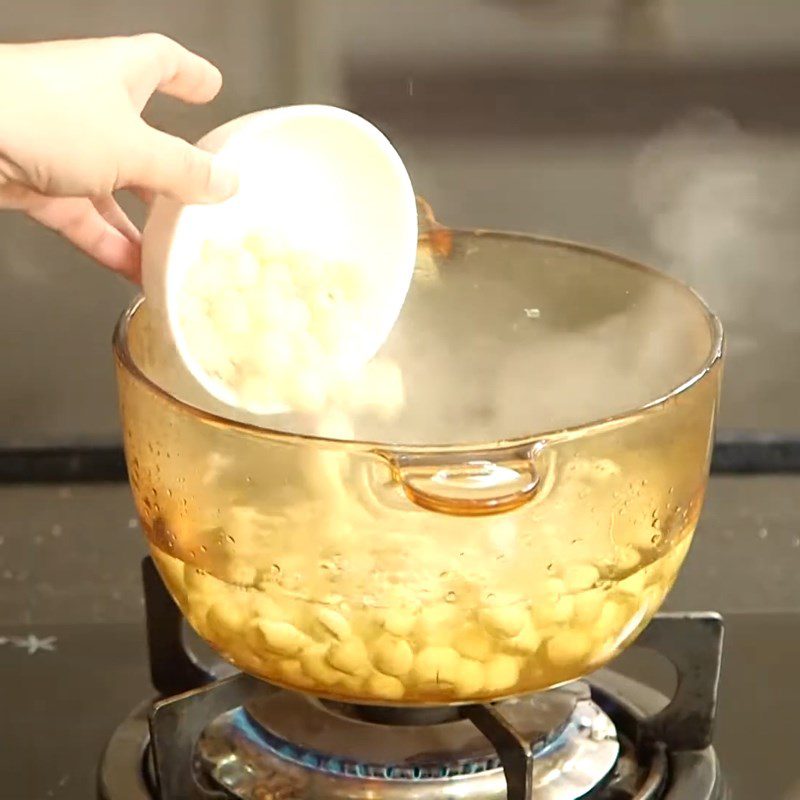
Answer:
[{"xmin": 1, "ymin": 614, "xmax": 798, "ymax": 800}]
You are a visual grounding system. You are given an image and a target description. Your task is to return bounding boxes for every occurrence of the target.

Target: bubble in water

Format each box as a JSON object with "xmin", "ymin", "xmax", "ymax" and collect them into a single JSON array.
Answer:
[
  {"xmin": 226, "ymin": 534, "xmax": 235, "ymax": 544},
  {"xmin": 270, "ymin": 563, "xmax": 281, "ymax": 576},
  {"xmin": 445, "ymin": 591, "xmax": 457, "ymax": 603},
  {"xmin": 200, "ymin": 545, "xmax": 207, "ymax": 553}
]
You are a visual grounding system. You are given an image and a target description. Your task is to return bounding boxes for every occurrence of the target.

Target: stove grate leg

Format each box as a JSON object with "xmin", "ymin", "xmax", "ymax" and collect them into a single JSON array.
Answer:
[{"xmin": 462, "ymin": 703, "xmax": 534, "ymax": 800}]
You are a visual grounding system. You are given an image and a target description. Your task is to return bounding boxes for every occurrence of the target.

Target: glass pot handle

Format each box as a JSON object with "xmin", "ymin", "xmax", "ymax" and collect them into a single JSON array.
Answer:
[
  {"xmin": 388, "ymin": 442, "xmax": 550, "ymax": 517},
  {"xmin": 416, "ymin": 195, "xmax": 441, "ymax": 235}
]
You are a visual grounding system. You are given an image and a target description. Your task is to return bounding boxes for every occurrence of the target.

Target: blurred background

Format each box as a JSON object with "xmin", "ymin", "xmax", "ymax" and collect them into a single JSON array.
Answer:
[{"xmin": 3, "ymin": 0, "xmax": 800, "ymax": 447}]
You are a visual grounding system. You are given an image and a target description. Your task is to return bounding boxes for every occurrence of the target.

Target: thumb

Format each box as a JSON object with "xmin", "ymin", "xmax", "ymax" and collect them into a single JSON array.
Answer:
[{"xmin": 123, "ymin": 124, "xmax": 238, "ymax": 204}]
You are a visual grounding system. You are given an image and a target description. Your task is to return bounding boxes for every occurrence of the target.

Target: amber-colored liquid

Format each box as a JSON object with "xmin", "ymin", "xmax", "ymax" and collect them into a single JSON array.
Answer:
[{"xmin": 144, "ymin": 452, "xmax": 698, "ymax": 705}]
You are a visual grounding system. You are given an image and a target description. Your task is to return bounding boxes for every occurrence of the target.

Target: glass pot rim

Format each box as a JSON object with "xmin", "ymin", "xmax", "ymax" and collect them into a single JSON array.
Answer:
[{"xmin": 113, "ymin": 229, "xmax": 724, "ymax": 455}]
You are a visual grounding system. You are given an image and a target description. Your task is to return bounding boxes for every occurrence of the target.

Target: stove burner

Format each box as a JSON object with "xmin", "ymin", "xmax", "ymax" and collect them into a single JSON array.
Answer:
[
  {"xmin": 211, "ymin": 707, "xmax": 508, "ymax": 779},
  {"xmin": 224, "ymin": 710, "xmax": 507, "ymax": 779},
  {"xmin": 96, "ymin": 558, "xmax": 728, "ymax": 800},
  {"xmin": 196, "ymin": 684, "xmax": 620, "ymax": 798}
]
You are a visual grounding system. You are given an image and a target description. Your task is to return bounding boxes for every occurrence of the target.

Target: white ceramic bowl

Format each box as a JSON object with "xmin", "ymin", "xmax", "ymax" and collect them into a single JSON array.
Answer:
[{"xmin": 141, "ymin": 104, "xmax": 418, "ymax": 414}]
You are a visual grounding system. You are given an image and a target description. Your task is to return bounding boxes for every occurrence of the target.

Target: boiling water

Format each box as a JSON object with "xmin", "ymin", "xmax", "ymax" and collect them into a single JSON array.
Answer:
[{"xmin": 144, "ymin": 453, "xmax": 699, "ymax": 704}]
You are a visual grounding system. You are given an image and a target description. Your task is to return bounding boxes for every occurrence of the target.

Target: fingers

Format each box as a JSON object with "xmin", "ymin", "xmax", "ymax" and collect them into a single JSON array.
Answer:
[
  {"xmin": 92, "ymin": 195, "xmax": 141, "ymax": 243},
  {"xmin": 130, "ymin": 33, "xmax": 222, "ymax": 105},
  {"xmin": 25, "ymin": 195, "xmax": 141, "ymax": 282},
  {"xmin": 122, "ymin": 123, "xmax": 238, "ymax": 204},
  {"xmin": 119, "ymin": 34, "xmax": 237, "ymax": 204}
]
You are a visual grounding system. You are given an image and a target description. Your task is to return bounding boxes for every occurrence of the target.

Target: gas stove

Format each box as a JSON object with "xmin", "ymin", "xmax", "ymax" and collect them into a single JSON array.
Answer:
[{"xmin": 96, "ymin": 558, "xmax": 725, "ymax": 800}]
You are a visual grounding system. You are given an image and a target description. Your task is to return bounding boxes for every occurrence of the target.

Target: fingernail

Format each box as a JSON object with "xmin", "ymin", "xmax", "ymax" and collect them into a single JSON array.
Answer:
[{"xmin": 208, "ymin": 158, "xmax": 239, "ymax": 201}]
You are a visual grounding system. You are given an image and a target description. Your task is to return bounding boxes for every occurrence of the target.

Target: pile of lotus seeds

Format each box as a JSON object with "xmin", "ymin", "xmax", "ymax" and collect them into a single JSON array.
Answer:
[
  {"xmin": 177, "ymin": 234, "xmax": 396, "ymax": 414},
  {"xmin": 152, "ymin": 533, "xmax": 690, "ymax": 703}
]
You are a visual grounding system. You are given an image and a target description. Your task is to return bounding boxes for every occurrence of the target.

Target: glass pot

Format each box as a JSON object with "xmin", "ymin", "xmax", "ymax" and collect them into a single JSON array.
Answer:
[{"xmin": 114, "ymin": 219, "xmax": 723, "ymax": 706}]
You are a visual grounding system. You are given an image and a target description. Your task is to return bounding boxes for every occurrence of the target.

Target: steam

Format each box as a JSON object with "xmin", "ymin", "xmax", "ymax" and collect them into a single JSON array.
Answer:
[
  {"xmin": 632, "ymin": 108, "xmax": 799, "ymax": 347},
  {"xmin": 145, "ymin": 108, "xmax": 798, "ymax": 444}
]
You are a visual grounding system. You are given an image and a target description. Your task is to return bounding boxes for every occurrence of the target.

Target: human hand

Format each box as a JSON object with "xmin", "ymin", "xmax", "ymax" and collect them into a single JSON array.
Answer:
[{"xmin": 0, "ymin": 34, "xmax": 239, "ymax": 282}]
